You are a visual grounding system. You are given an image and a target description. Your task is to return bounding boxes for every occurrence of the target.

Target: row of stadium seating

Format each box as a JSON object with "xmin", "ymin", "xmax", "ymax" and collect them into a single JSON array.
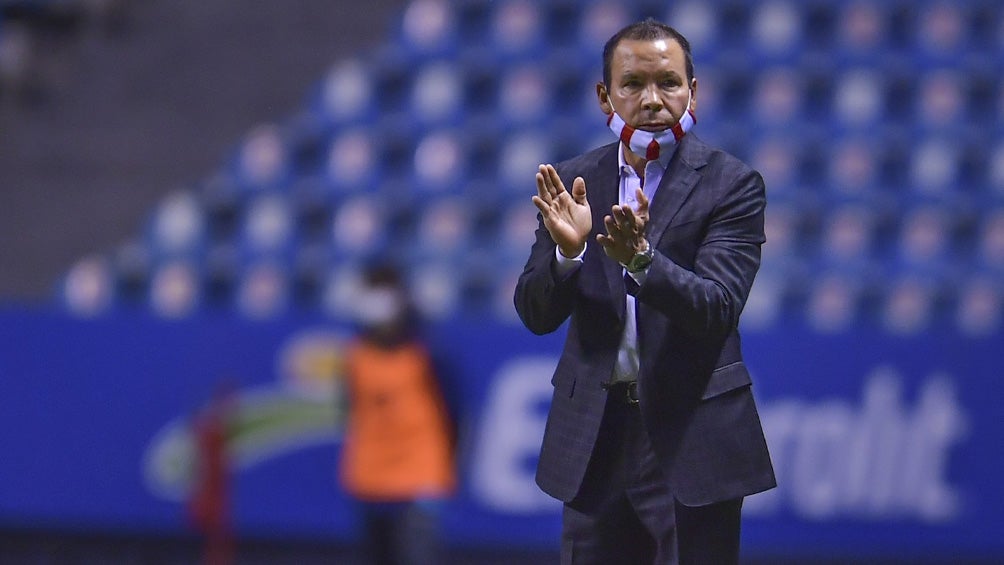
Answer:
[{"xmin": 59, "ymin": 0, "xmax": 1004, "ymax": 336}]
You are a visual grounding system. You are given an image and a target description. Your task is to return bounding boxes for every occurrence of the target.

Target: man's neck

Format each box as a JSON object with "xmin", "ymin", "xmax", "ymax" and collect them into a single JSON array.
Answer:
[{"xmin": 622, "ymin": 145, "xmax": 649, "ymax": 180}]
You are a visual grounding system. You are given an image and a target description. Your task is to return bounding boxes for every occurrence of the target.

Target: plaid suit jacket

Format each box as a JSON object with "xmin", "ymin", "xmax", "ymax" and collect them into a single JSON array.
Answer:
[{"xmin": 514, "ymin": 134, "xmax": 776, "ymax": 506}]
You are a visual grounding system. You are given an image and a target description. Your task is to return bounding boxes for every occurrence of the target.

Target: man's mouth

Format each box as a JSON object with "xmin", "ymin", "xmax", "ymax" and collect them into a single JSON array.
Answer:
[{"xmin": 637, "ymin": 123, "xmax": 671, "ymax": 132}]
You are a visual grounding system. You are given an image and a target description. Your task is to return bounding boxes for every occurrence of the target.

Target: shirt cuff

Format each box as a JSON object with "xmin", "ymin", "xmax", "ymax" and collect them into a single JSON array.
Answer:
[
  {"xmin": 626, "ymin": 267, "xmax": 649, "ymax": 286},
  {"xmin": 554, "ymin": 243, "xmax": 586, "ymax": 277}
]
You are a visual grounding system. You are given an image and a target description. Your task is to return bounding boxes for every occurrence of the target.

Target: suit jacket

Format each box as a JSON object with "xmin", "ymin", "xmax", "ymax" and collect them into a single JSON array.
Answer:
[{"xmin": 514, "ymin": 134, "xmax": 776, "ymax": 507}]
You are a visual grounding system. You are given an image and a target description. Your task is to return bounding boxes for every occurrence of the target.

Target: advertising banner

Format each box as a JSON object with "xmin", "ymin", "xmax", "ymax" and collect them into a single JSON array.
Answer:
[{"xmin": 0, "ymin": 309, "xmax": 1000, "ymax": 560}]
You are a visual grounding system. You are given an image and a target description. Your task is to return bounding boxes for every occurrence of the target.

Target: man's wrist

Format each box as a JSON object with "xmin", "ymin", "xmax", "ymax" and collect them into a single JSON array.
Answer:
[
  {"xmin": 558, "ymin": 243, "xmax": 587, "ymax": 259},
  {"xmin": 554, "ymin": 242, "xmax": 586, "ymax": 278},
  {"xmin": 622, "ymin": 240, "xmax": 654, "ymax": 273}
]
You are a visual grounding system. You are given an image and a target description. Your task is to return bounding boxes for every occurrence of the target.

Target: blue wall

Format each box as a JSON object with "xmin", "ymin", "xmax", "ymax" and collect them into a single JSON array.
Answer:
[{"xmin": 0, "ymin": 308, "xmax": 1001, "ymax": 561}]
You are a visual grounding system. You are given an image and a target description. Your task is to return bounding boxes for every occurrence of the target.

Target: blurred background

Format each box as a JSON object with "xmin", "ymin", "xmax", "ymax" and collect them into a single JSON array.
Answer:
[{"xmin": 1, "ymin": 0, "xmax": 1002, "ymax": 563}]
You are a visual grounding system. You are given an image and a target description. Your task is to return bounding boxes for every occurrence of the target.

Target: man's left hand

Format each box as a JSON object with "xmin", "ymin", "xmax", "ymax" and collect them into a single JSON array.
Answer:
[{"xmin": 597, "ymin": 187, "xmax": 650, "ymax": 265}]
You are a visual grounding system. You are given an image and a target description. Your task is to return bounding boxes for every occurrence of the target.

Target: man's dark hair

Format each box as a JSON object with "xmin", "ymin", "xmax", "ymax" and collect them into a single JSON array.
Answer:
[{"xmin": 602, "ymin": 18, "xmax": 694, "ymax": 88}]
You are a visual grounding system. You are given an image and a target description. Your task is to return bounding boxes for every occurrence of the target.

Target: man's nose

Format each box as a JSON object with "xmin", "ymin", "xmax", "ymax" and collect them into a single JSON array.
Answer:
[{"xmin": 641, "ymin": 84, "xmax": 663, "ymax": 111}]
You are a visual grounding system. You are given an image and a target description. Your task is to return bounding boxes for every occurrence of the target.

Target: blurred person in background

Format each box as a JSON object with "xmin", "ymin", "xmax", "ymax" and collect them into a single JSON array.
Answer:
[
  {"xmin": 187, "ymin": 383, "xmax": 236, "ymax": 565},
  {"xmin": 339, "ymin": 263, "xmax": 456, "ymax": 565},
  {"xmin": 515, "ymin": 19, "xmax": 774, "ymax": 565}
]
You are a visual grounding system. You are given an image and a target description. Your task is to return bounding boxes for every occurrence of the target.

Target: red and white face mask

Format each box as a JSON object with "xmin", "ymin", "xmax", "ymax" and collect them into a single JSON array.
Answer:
[{"xmin": 606, "ymin": 93, "xmax": 696, "ymax": 161}]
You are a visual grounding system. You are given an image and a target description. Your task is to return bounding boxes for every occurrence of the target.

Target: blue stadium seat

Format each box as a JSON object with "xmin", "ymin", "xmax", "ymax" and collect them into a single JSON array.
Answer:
[
  {"xmin": 913, "ymin": 69, "xmax": 967, "ymax": 135},
  {"xmin": 411, "ymin": 195, "xmax": 475, "ymax": 261},
  {"xmin": 824, "ymin": 135, "xmax": 883, "ymax": 199},
  {"xmin": 396, "ymin": 0, "xmax": 458, "ymax": 60},
  {"xmin": 954, "ymin": 274, "xmax": 1003, "ymax": 335},
  {"xmin": 145, "ymin": 190, "xmax": 207, "ymax": 262},
  {"xmin": 408, "ymin": 260, "xmax": 463, "ymax": 320},
  {"xmin": 497, "ymin": 127, "xmax": 554, "ymax": 195},
  {"xmin": 906, "ymin": 137, "xmax": 964, "ymax": 205},
  {"xmin": 832, "ymin": 1, "xmax": 892, "ymax": 66},
  {"xmin": 748, "ymin": 1, "xmax": 804, "ymax": 64},
  {"xmin": 148, "ymin": 259, "xmax": 202, "ymax": 319},
  {"xmin": 232, "ymin": 124, "xmax": 293, "ymax": 192},
  {"xmin": 910, "ymin": 1, "xmax": 970, "ymax": 66},
  {"xmin": 574, "ymin": 0, "xmax": 632, "ymax": 64},
  {"xmin": 665, "ymin": 1, "xmax": 721, "ymax": 59},
  {"xmin": 411, "ymin": 128, "xmax": 467, "ymax": 194},
  {"xmin": 496, "ymin": 62, "xmax": 554, "ymax": 130},
  {"xmin": 814, "ymin": 203, "xmax": 879, "ymax": 280},
  {"xmin": 238, "ymin": 194, "xmax": 297, "ymax": 260},
  {"xmin": 889, "ymin": 206, "xmax": 958, "ymax": 285},
  {"xmin": 318, "ymin": 260, "xmax": 366, "ymax": 320},
  {"xmin": 741, "ymin": 272, "xmax": 787, "ymax": 330},
  {"xmin": 409, "ymin": 59, "xmax": 465, "ymax": 128},
  {"xmin": 311, "ymin": 58, "xmax": 376, "ymax": 129},
  {"xmin": 60, "ymin": 254, "xmax": 115, "ymax": 317},
  {"xmin": 830, "ymin": 68, "xmax": 888, "ymax": 131},
  {"xmin": 879, "ymin": 273, "xmax": 942, "ymax": 335},
  {"xmin": 234, "ymin": 260, "xmax": 290, "ymax": 320},
  {"xmin": 750, "ymin": 134, "xmax": 801, "ymax": 196},
  {"xmin": 488, "ymin": 0, "xmax": 546, "ymax": 62},
  {"xmin": 495, "ymin": 201, "xmax": 540, "ymax": 263},
  {"xmin": 324, "ymin": 127, "xmax": 380, "ymax": 193},
  {"xmin": 750, "ymin": 67, "xmax": 804, "ymax": 130},
  {"xmin": 328, "ymin": 194, "xmax": 389, "ymax": 260},
  {"xmin": 804, "ymin": 272, "xmax": 866, "ymax": 334}
]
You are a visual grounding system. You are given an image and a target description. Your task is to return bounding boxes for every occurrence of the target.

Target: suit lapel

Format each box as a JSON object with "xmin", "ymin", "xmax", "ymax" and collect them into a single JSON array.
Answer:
[
  {"xmin": 646, "ymin": 135, "xmax": 707, "ymax": 246},
  {"xmin": 588, "ymin": 144, "xmax": 626, "ymax": 320}
]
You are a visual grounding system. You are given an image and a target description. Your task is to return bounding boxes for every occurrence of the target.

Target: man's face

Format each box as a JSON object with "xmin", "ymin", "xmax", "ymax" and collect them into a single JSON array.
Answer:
[{"xmin": 597, "ymin": 38, "xmax": 697, "ymax": 132}]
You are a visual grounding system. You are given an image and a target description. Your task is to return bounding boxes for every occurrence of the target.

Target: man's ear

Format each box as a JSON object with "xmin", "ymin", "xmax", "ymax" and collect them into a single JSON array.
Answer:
[
  {"xmin": 596, "ymin": 82, "xmax": 613, "ymax": 114},
  {"xmin": 689, "ymin": 77, "xmax": 698, "ymax": 113}
]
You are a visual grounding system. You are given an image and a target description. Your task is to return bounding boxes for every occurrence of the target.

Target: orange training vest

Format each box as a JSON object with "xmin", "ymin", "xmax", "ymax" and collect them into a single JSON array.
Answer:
[{"xmin": 339, "ymin": 339, "xmax": 455, "ymax": 501}]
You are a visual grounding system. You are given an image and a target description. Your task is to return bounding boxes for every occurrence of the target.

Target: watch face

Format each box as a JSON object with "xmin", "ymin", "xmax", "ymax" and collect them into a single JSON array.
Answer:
[{"xmin": 629, "ymin": 252, "xmax": 652, "ymax": 272}]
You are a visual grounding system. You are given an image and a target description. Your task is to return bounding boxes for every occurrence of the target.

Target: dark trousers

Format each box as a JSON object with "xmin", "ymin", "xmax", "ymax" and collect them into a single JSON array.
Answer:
[
  {"xmin": 560, "ymin": 394, "xmax": 743, "ymax": 565},
  {"xmin": 358, "ymin": 500, "xmax": 441, "ymax": 565}
]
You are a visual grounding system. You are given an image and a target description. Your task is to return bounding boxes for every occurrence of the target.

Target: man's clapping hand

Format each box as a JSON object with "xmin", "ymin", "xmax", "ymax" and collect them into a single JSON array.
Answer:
[
  {"xmin": 597, "ymin": 187, "xmax": 650, "ymax": 265},
  {"xmin": 532, "ymin": 164, "xmax": 592, "ymax": 258}
]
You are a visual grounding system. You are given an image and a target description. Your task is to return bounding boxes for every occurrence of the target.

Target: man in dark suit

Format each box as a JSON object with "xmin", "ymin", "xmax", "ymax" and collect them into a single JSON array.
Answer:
[{"xmin": 514, "ymin": 19, "xmax": 776, "ymax": 565}]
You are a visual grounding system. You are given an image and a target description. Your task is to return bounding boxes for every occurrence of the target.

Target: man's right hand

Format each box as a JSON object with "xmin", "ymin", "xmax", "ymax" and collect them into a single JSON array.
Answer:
[{"xmin": 532, "ymin": 164, "xmax": 592, "ymax": 257}]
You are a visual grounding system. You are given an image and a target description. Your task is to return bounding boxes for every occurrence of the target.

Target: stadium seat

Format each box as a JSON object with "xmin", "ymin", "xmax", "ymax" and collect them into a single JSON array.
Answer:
[
  {"xmin": 239, "ymin": 194, "xmax": 296, "ymax": 259},
  {"xmin": 489, "ymin": 0, "xmax": 545, "ymax": 61},
  {"xmin": 61, "ymin": 254, "xmax": 115, "ymax": 317},
  {"xmin": 805, "ymin": 273, "xmax": 864, "ymax": 334},
  {"xmin": 235, "ymin": 260, "xmax": 290, "ymax": 320},
  {"xmin": 148, "ymin": 259, "xmax": 201, "ymax": 319},
  {"xmin": 411, "ymin": 128, "xmax": 467, "ymax": 193},
  {"xmin": 398, "ymin": 0, "xmax": 458, "ymax": 61},
  {"xmin": 315, "ymin": 59, "xmax": 375, "ymax": 128},
  {"xmin": 233, "ymin": 124, "xmax": 292, "ymax": 192},
  {"xmin": 880, "ymin": 274, "xmax": 941, "ymax": 335},
  {"xmin": 146, "ymin": 190, "xmax": 207, "ymax": 261},
  {"xmin": 954, "ymin": 275, "xmax": 1002, "ymax": 335},
  {"xmin": 409, "ymin": 60, "xmax": 465, "ymax": 128},
  {"xmin": 748, "ymin": 1, "xmax": 803, "ymax": 64}
]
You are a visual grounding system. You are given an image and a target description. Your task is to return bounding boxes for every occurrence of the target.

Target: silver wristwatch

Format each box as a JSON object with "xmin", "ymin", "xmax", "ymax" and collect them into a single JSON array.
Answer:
[{"xmin": 625, "ymin": 241, "xmax": 654, "ymax": 273}]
